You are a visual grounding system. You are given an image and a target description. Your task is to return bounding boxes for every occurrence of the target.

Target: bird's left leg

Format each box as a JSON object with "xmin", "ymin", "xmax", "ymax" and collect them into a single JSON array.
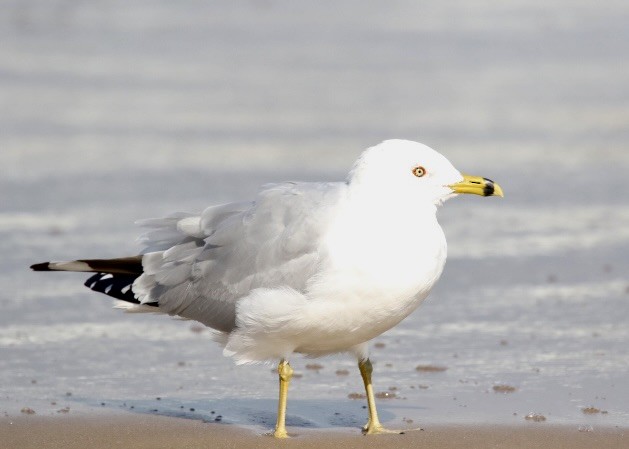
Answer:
[
  {"xmin": 358, "ymin": 358, "xmax": 401, "ymax": 435},
  {"xmin": 273, "ymin": 359, "xmax": 294, "ymax": 439}
]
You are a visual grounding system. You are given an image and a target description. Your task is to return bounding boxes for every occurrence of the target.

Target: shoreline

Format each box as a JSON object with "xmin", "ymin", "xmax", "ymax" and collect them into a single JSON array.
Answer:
[{"xmin": 2, "ymin": 413, "xmax": 627, "ymax": 449}]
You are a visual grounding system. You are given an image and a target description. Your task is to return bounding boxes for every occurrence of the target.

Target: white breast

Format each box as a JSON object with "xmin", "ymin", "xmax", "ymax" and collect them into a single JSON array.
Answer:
[
  {"xmin": 292, "ymin": 197, "xmax": 448, "ymax": 353},
  {"xmin": 224, "ymin": 189, "xmax": 449, "ymax": 362}
]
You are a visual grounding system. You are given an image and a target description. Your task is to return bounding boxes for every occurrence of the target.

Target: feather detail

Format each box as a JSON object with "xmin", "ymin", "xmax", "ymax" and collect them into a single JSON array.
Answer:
[{"xmin": 31, "ymin": 257, "xmax": 142, "ymax": 275}]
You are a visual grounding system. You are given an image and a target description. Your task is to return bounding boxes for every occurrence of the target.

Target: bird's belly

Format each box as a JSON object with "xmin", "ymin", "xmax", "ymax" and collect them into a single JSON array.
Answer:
[
  {"xmin": 294, "ymin": 295, "xmax": 427, "ymax": 354},
  {"xmin": 298, "ymin": 214, "xmax": 447, "ymax": 353},
  {"xmin": 292, "ymin": 263, "xmax": 444, "ymax": 354},
  {"xmin": 226, "ymin": 227, "xmax": 447, "ymax": 363}
]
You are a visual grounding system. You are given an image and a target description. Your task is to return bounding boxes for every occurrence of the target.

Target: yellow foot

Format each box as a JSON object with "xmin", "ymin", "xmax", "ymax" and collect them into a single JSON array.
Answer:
[
  {"xmin": 362, "ymin": 422, "xmax": 405, "ymax": 435},
  {"xmin": 362, "ymin": 416, "xmax": 421, "ymax": 435},
  {"xmin": 272, "ymin": 428, "xmax": 289, "ymax": 439}
]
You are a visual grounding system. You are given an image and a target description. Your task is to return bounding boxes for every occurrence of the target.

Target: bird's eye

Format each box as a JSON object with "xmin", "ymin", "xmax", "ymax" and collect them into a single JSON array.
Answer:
[{"xmin": 412, "ymin": 166, "xmax": 427, "ymax": 178}]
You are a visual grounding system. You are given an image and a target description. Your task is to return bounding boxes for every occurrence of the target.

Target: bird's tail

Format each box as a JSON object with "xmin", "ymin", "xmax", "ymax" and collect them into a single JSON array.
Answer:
[
  {"xmin": 30, "ymin": 256, "xmax": 156, "ymax": 308},
  {"xmin": 30, "ymin": 256, "xmax": 143, "ymax": 275}
]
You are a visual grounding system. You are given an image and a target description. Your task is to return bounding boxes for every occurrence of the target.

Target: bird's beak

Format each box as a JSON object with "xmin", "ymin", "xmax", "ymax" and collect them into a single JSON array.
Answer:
[{"xmin": 448, "ymin": 174, "xmax": 504, "ymax": 197}]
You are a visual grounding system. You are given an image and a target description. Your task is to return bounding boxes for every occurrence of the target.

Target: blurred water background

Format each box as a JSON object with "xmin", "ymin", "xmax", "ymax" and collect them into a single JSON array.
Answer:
[{"xmin": 1, "ymin": 0, "xmax": 628, "ymax": 431}]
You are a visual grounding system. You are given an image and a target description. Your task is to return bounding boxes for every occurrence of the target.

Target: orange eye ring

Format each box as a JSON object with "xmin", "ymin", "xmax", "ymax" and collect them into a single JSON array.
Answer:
[{"xmin": 412, "ymin": 166, "xmax": 427, "ymax": 177}]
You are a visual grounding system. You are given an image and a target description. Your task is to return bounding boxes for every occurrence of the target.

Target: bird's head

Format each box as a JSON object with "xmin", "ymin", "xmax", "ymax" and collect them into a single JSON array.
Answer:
[{"xmin": 348, "ymin": 139, "xmax": 503, "ymax": 207}]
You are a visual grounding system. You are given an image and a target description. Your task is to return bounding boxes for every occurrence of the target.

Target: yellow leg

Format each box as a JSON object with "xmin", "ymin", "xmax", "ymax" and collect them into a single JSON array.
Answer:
[
  {"xmin": 358, "ymin": 358, "xmax": 400, "ymax": 435},
  {"xmin": 273, "ymin": 359, "xmax": 294, "ymax": 439}
]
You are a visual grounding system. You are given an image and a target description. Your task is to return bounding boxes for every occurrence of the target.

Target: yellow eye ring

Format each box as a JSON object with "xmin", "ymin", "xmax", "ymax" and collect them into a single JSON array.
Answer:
[{"xmin": 412, "ymin": 166, "xmax": 427, "ymax": 177}]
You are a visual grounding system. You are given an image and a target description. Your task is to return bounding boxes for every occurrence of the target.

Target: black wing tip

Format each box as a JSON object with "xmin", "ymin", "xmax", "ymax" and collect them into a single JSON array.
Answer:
[
  {"xmin": 84, "ymin": 272, "xmax": 157, "ymax": 307},
  {"xmin": 30, "ymin": 262, "xmax": 51, "ymax": 271},
  {"xmin": 30, "ymin": 257, "xmax": 143, "ymax": 275}
]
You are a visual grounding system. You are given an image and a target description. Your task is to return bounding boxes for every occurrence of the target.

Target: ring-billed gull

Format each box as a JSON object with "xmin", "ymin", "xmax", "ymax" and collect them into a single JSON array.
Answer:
[{"xmin": 31, "ymin": 139, "xmax": 503, "ymax": 438}]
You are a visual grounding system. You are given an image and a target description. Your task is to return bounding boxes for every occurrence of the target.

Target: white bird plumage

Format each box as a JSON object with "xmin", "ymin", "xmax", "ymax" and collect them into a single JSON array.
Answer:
[
  {"xmin": 130, "ymin": 140, "xmax": 461, "ymax": 364},
  {"xmin": 32, "ymin": 139, "xmax": 503, "ymax": 438}
]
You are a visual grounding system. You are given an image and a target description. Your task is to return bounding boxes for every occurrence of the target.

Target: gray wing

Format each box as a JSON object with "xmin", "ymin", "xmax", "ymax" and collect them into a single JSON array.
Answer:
[{"xmin": 133, "ymin": 182, "xmax": 344, "ymax": 332}]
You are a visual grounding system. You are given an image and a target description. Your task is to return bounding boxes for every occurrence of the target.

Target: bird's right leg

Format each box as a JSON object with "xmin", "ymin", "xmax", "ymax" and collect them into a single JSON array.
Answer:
[
  {"xmin": 273, "ymin": 359, "xmax": 294, "ymax": 439},
  {"xmin": 358, "ymin": 358, "xmax": 400, "ymax": 435}
]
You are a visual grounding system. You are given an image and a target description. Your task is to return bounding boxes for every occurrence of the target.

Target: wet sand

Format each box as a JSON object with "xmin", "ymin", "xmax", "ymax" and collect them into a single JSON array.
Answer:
[{"xmin": 2, "ymin": 414, "xmax": 626, "ymax": 449}]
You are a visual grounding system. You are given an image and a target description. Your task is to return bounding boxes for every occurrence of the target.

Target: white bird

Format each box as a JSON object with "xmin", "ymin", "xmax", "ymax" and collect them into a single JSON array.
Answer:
[{"xmin": 31, "ymin": 139, "xmax": 503, "ymax": 438}]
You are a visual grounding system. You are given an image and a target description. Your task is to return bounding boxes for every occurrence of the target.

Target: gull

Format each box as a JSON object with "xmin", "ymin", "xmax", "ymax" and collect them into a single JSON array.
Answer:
[{"xmin": 31, "ymin": 139, "xmax": 503, "ymax": 438}]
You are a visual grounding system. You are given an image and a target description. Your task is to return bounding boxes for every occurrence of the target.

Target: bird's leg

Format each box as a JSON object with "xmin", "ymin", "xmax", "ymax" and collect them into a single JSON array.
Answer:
[
  {"xmin": 273, "ymin": 359, "xmax": 294, "ymax": 439},
  {"xmin": 358, "ymin": 358, "xmax": 400, "ymax": 435}
]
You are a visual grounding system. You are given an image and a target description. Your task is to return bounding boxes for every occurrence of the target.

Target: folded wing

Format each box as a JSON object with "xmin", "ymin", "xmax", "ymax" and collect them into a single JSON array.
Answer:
[{"xmin": 134, "ymin": 182, "xmax": 343, "ymax": 333}]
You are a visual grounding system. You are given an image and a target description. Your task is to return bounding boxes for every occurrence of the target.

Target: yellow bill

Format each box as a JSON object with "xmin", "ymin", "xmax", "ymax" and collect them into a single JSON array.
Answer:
[{"xmin": 449, "ymin": 174, "xmax": 504, "ymax": 197}]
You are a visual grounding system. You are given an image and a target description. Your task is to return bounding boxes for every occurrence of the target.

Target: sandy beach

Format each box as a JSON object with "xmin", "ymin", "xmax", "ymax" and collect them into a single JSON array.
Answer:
[{"xmin": 2, "ymin": 414, "xmax": 627, "ymax": 449}]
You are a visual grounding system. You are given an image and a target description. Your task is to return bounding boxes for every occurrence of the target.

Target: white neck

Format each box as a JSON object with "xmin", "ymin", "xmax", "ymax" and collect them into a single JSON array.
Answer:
[{"xmin": 322, "ymin": 185, "xmax": 446, "ymax": 295}]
